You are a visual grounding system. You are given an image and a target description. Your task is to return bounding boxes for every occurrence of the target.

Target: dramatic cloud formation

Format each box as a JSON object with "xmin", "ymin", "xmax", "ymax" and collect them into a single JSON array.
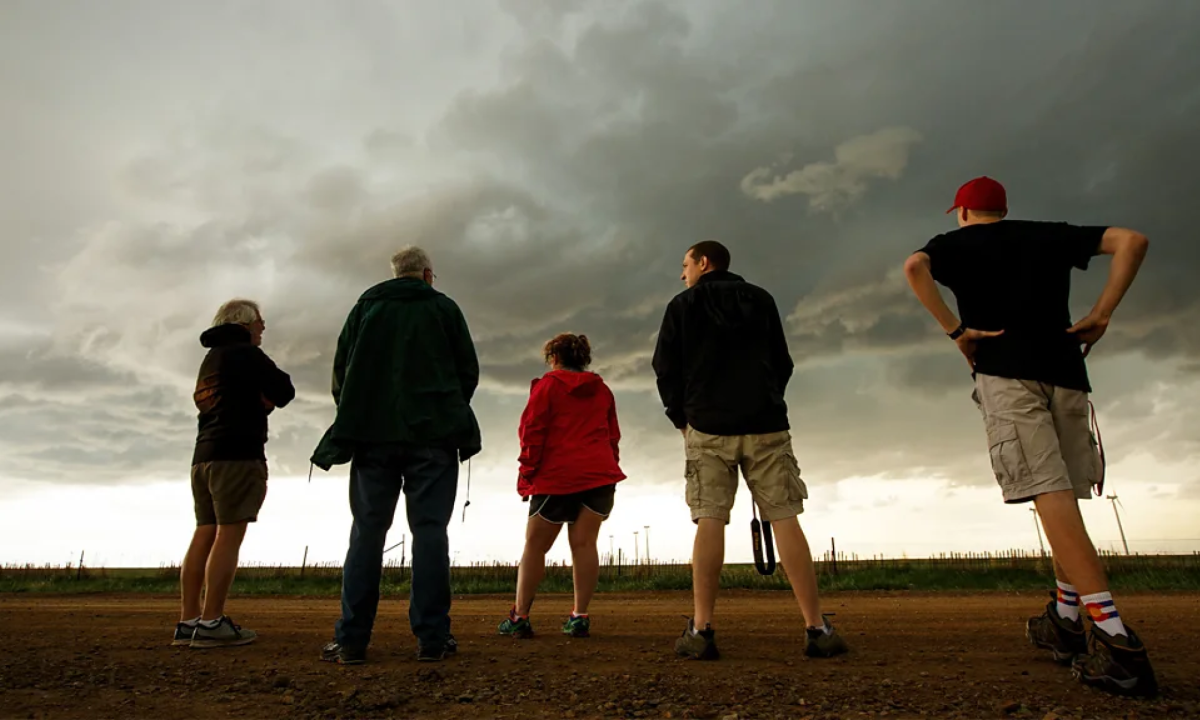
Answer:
[
  {"xmin": 740, "ymin": 127, "xmax": 924, "ymax": 210},
  {"xmin": 2, "ymin": 0, "xmax": 1199, "ymax": 543}
]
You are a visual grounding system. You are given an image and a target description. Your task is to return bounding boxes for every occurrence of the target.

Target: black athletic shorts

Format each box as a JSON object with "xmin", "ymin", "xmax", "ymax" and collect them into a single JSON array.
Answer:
[{"xmin": 527, "ymin": 484, "xmax": 616, "ymax": 524}]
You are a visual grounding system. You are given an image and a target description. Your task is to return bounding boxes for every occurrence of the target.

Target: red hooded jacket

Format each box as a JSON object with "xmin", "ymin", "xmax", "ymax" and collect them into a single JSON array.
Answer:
[{"xmin": 517, "ymin": 369, "xmax": 625, "ymax": 496}]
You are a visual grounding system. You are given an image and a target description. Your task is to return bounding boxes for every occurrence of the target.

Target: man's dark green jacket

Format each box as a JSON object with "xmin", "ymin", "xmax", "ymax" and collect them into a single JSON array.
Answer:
[{"xmin": 311, "ymin": 277, "xmax": 481, "ymax": 470}]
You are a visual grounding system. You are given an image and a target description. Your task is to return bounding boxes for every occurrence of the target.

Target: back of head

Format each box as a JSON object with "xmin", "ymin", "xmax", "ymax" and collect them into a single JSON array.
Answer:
[
  {"xmin": 211, "ymin": 298, "xmax": 260, "ymax": 327},
  {"xmin": 543, "ymin": 333, "xmax": 592, "ymax": 371},
  {"xmin": 687, "ymin": 240, "xmax": 731, "ymax": 272},
  {"xmin": 391, "ymin": 245, "xmax": 432, "ymax": 279},
  {"xmin": 947, "ymin": 176, "xmax": 1008, "ymax": 227}
]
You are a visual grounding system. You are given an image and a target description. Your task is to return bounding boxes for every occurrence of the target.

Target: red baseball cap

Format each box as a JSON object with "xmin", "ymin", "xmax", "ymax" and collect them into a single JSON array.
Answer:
[{"xmin": 946, "ymin": 176, "xmax": 1007, "ymax": 214}]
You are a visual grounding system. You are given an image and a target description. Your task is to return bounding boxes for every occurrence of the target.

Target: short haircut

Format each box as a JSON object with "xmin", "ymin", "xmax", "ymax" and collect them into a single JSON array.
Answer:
[
  {"xmin": 212, "ymin": 298, "xmax": 260, "ymax": 327},
  {"xmin": 391, "ymin": 245, "xmax": 432, "ymax": 278},
  {"xmin": 687, "ymin": 240, "xmax": 731, "ymax": 272},
  {"xmin": 543, "ymin": 333, "xmax": 592, "ymax": 370},
  {"xmin": 971, "ymin": 209, "xmax": 1006, "ymax": 219}
]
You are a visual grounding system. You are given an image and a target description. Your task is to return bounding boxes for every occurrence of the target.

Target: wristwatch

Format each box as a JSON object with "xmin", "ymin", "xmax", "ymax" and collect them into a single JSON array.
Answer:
[{"xmin": 948, "ymin": 324, "xmax": 966, "ymax": 340}]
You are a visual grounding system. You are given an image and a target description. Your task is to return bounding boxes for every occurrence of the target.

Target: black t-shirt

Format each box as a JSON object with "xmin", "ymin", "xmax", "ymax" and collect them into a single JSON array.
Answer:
[{"xmin": 916, "ymin": 220, "xmax": 1106, "ymax": 392}]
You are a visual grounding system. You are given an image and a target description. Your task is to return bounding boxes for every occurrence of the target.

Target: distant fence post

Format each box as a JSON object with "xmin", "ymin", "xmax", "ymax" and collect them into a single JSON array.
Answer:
[
  {"xmin": 300, "ymin": 545, "xmax": 309, "ymax": 579},
  {"xmin": 617, "ymin": 548, "xmax": 623, "ymax": 578},
  {"xmin": 830, "ymin": 538, "xmax": 838, "ymax": 576},
  {"xmin": 76, "ymin": 550, "xmax": 85, "ymax": 581}
]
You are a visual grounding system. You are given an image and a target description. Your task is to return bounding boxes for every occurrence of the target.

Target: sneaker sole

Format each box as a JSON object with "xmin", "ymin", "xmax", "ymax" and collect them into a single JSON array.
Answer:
[
  {"xmin": 1073, "ymin": 668, "xmax": 1157, "ymax": 697},
  {"xmin": 171, "ymin": 638, "xmax": 192, "ymax": 647},
  {"xmin": 320, "ymin": 654, "xmax": 366, "ymax": 665},
  {"xmin": 190, "ymin": 636, "xmax": 257, "ymax": 649},
  {"xmin": 674, "ymin": 644, "xmax": 719, "ymax": 660},
  {"xmin": 563, "ymin": 630, "xmax": 590, "ymax": 638}
]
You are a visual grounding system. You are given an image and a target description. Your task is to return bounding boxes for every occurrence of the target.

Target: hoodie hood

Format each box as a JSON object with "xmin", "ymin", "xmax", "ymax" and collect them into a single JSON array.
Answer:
[
  {"xmin": 694, "ymin": 270, "xmax": 755, "ymax": 330},
  {"xmin": 200, "ymin": 323, "xmax": 252, "ymax": 348},
  {"xmin": 359, "ymin": 277, "xmax": 440, "ymax": 304},
  {"xmin": 536, "ymin": 369, "xmax": 603, "ymax": 397}
]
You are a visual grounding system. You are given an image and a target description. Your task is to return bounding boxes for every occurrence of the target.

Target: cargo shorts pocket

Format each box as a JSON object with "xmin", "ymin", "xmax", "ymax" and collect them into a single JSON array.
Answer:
[
  {"xmin": 986, "ymin": 419, "xmax": 1031, "ymax": 490},
  {"xmin": 684, "ymin": 458, "xmax": 700, "ymax": 507},
  {"xmin": 783, "ymin": 450, "xmax": 808, "ymax": 503}
]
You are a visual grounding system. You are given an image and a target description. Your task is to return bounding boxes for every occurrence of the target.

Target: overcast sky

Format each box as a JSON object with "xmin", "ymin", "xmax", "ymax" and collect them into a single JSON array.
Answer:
[{"xmin": 3, "ymin": 0, "xmax": 1199, "ymax": 567}]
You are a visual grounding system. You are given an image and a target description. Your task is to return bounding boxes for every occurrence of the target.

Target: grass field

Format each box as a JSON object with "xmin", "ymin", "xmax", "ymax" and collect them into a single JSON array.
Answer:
[{"xmin": 5, "ymin": 551, "xmax": 1198, "ymax": 595}]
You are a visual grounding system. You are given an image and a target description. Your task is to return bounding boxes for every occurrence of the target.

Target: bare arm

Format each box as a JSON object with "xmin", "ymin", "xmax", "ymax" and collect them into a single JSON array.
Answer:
[
  {"xmin": 1090, "ymin": 227, "xmax": 1150, "ymax": 319},
  {"xmin": 903, "ymin": 252, "xmax": 960, "ymax": 333},
  {"xmin": 1068, "ymin": 227, "xmax": 1149, "ymax": 356},
  {"xmin": 904, "ymin": 251, "xmax": 1003, "ymax": 369}
]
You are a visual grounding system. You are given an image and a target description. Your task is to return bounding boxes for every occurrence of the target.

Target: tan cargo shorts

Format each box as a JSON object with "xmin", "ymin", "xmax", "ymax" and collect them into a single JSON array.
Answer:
[
  {"xmin": 684, "ymin": 427, "xmax": 808, "ymax": 524},
  {"xmin": 191, "ymin": 460, "xmax": 269, "ymax": 526},
  {"xmin": 971, "ymin": 374, "xmax": 1102, "ymax": 504}
]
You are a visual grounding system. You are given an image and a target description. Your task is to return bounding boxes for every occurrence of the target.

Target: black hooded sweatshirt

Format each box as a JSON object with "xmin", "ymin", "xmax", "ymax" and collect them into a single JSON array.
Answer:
[
  {"xmin": 192, "ymin": 324, "xmax": 296, "ymax": 465},
  {"xmin": 651, "ymin": 270, "xmax": 794, "ymax": 436}
]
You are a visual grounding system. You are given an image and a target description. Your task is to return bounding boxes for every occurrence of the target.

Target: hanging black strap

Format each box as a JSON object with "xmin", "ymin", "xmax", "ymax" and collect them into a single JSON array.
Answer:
[
  {"xmin": 1089, "ymin": 400, "xmax": 1106, "ymax": 496},
  {"xmin": 751, "ymin": 502, "xmax": 776, "ymax": 576},
  {"xmin": 461, "ymin": 458, "xmax": 472, "ymax": 522}
]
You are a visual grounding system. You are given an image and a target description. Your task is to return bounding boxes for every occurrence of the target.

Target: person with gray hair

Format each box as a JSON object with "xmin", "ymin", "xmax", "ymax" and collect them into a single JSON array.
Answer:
[
  {"xmin": 313, "ymin": 245, "xmax": 481, "ymax": 664},
  {"xmin": 174, "ymin": 298, "xmax": 295, "ymax": 649}
]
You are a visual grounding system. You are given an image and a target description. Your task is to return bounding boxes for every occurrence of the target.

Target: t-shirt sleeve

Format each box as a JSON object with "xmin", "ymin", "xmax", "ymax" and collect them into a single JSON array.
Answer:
[
  {"xmin": 915, "ymin": 233, "xmax": 955, "ymax": 286},
  {"xmin": 1048, "ymin": 223, "xmax": 1106, "ymax": 270}
]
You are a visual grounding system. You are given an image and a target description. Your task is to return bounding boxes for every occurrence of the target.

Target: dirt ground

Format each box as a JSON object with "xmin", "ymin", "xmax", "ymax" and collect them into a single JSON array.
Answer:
[{"xmin": 1, "ymin": 591, "xmax": 1196, "ymax": 720}]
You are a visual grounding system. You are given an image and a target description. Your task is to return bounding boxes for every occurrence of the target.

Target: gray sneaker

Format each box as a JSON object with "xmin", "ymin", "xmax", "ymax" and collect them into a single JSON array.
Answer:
[{"xmin": 190, "ymin": 616, "xmax": 257, "ymax": 649}]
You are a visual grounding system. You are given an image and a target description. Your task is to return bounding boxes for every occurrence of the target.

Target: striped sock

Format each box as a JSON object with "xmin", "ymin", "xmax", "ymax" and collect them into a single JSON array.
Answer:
[
  {"xmin": 1081, "ymin": 591, "xmax": 1127, "ymax": 637},
  {"xmin": 1055, "ymin": 581, "xmax": 1080, "ymax": 622}
]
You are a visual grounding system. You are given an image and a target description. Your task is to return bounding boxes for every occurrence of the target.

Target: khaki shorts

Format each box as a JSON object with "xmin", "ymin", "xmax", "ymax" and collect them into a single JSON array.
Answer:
[
  {"xmin": 972, "ymin": 374, "xmax": 1102, "ymax": 504},
  {"xmin": 191, "ymin": 460, "xmax": 269, "ymax": 526},
  {"xmin": 684, "ymin": 427, "xmax": 807, "ymax": 524}
]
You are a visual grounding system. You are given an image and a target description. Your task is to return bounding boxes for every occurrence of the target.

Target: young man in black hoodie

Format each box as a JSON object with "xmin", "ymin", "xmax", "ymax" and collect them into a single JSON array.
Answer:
[
  {"xmin": 175, "ymin": 298, "xmax": 295, "ymax": 649},
  {"xmin": 652, "ymin": 241, "xmax": 848, "ymax": 661}
]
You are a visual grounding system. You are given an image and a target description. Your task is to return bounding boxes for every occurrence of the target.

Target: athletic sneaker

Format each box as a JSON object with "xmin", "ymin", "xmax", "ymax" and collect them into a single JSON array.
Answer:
[
  {"xmin": 674, "ymin": 618, "xmax": 719, "ymax": 660},
  {"xmin": 190, "ymin": 616, "xmax": 257, "ymax": 649},
  {"xmin": 1027, "ymin": 594, "xmax": 1087, "ymax": 664},
  {"xmin": 804, "ymin": 617, "xmax": 849, "ymax": 658},
  {"xmin": 320, "ymin": 641, "xmax": 366, "ymax": 665},
  {"xmin": 172, "ymin": 622, "xmax": 197, "ymax": 647},
  {"xmin": 562, "ymin": 615, "xmax": 590, "ymax": 638},
  {"xmin": 1072, "ymin": 624, "xmax": 1158, "ymax": 697},
  {"xmin": 498, "ymin": 609, "xmax": 534, "ymax": 639}
]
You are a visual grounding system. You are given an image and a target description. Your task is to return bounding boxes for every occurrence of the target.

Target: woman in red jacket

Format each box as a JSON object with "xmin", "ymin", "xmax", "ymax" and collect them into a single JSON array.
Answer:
[{"xmin": 498, "ymin": 333, "xmax": 625, "ymax": 639}]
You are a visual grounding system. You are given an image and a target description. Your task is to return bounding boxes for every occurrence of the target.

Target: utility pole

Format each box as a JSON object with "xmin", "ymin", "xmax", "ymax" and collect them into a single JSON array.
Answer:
[
  {"xmin": 644, "ymin": 525, "xmax": 650, "ymax": 564},
  {"xmin": 1106, "ymin": 494, "xmax": 1130, "ymax": 555},
  {"xmin": 1030, "ymin": 507, "xmax": 1046, "ymax": 556},
  {"xmin": 633, "ymin": 531, "xmax": 640, "ymax": 565}
]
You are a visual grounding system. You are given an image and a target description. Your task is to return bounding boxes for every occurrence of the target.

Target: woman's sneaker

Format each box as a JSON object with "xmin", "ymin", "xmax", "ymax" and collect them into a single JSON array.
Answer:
[
  {"xmin": 171, "ymin": 622, "xmax": 197, "ymax": 647},
  {"xmin": 190, "ymin": 616, "xmax": 257, "ymax": 649},
  {"xmin": 562, "ymin": 614, "xmax": 590, "ymax": 638},
  {"xmin": 804, "ymin": 618, "xmax": 850, "ymax": 658},
  {"xmin": 498, "ymin": 608, "xmax": 534, "ymax": 639},
  {"xmin": 674, "ymin": 618, "xmax": 719, "ymax": 660}
]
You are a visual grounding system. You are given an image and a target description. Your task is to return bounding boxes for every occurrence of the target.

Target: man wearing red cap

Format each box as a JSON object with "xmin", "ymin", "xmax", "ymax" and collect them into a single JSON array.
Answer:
[{"xmin": 903, "ymin": 176, "xmax": 1156, "ymax": 697}]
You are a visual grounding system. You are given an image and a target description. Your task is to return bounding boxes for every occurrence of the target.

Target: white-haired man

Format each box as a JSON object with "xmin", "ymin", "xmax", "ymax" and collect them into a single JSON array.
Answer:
[
  {"xmin": 175, "ymin": 298, "xmax": 295, "ymax": 648},
  {"xmin": 313, "ymin": 246, "xmax": 481, "ymax": 664}
]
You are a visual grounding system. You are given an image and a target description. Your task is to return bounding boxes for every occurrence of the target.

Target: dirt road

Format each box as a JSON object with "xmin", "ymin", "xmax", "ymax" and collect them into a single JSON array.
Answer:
[{"xmin": 2, "ymin": 591, "xmax": 1195, "ymax": 719}]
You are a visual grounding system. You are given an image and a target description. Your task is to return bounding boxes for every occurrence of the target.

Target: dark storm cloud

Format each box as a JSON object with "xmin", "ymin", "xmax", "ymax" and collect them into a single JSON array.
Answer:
[{"xmin": 5, "ymin": 0, "xmax": 1200, "ymax": 486}]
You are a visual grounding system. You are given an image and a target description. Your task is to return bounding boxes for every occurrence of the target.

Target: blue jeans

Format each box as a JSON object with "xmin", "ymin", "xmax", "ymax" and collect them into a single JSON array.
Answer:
[{"xmin": 335, "ymin": 443, "xmax": 458, "ymax": 649}]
